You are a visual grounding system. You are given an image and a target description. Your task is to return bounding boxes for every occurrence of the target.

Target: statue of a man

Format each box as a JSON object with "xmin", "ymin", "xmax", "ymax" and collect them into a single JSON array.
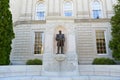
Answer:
[{"xmin": 56, "ymin": 30, "xmax": 65, "ymax": 54}]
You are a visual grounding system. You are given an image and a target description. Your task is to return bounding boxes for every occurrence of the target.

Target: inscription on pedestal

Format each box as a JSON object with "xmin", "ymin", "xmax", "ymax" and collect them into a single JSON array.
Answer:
[{"xmin": 55, "ymin": 54, "xmax": 66, "ymax": 62}]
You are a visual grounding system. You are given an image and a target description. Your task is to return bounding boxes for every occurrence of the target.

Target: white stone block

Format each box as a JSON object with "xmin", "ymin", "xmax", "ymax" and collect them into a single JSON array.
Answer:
[
  {"xmin": 73, "ymin": 76, "xmax": 89, "ymax": 80},
  {"xmin": 50, "ymin": 77, "xmax": 72, "ymax": 80}
]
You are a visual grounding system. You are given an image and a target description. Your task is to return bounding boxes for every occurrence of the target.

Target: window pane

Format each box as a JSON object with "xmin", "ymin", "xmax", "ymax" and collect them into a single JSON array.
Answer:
[
  {"xmin": 37, "ymin": 12, "xmax": 45, "ymax": 20},
  {"xmin": 64, "ymin": 11, "xmax": 72, "ymax": 16},
  {"xmin": 93, "ymin": 10, "xmax": 101, "ymax": 19},
  {"xmin": 34, "ymin": 32, "xmax": 44, "ymax": 54},
  {"xmin": 96, "ymin": 31, "xmax": 106, "ymax": 54}
]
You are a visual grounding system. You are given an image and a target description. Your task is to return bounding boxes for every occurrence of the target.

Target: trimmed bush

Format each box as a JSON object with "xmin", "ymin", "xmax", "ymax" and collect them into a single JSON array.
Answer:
[
  {"xmin": 26, "ymin": 59, "xmax": 42, "ymax": 65},
  {"xmin": 92, "ymin": 58, "xmax": 116, "ymax": 65}
]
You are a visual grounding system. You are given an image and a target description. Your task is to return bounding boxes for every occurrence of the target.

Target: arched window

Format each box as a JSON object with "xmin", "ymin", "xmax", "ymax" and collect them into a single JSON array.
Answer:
[
  {"xmin": 92, "ymin": 1, "xmax": 102, "ymax": 19},
  {"xmin": 36, "ymin": 3, "xmax": 45, "ymax": 20},
  {"xmin": 64, "ymin": 1, "xmax": 73, "ymax": 16}
]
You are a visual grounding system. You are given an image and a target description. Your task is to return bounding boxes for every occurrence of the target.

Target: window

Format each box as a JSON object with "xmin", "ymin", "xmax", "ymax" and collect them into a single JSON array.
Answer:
[
  {"xmin": 34, "ymin": 32, "xmax": 44, "ymax": 54},
  {"xmin": 64, "ymin": 1, "xmax": 73, "ymax": 16},
  {"xmin": 92, "ymin": 1, "xmax": 102, "ymax": 19},
  {"xmin": 36, "ymin": 3, "xmax": 45, "ymax": 20},
  {"xmin": 96, "ymin": 30, "xmax": 106, "ymax": 54}
]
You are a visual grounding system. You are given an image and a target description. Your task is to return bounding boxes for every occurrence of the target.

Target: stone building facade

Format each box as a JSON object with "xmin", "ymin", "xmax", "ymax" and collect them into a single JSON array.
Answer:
[{"xmin": 10, "ymin": 0, "xmax": 117, "ymax": 65}]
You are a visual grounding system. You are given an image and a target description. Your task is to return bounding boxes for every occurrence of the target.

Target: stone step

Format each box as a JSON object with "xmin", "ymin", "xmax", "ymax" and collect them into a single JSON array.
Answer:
[{"xmin": 0, "ymin": 76, "xmax": 119, "ymax": 80}]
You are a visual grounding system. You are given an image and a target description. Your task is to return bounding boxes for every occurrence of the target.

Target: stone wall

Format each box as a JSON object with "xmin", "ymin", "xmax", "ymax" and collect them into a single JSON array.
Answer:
[
  {"xmin": 75, "ymin": 19, "xmax": 112, "ymax": 64},
  {"xmin": 0, "ymin": 65, "xmax": 120, "ymax": 80},
  {"xmin": 0, "ymin": 66, "xmax": 42, "ymax": 77},
  {"xmin": 10, "ymin": 0, "xmax": 116, "ymax": 22},
  {"xmin": 9, "ymin": 0, "xmax": 116, "ymax": 65},
  {"xmin": 10, "ymin": 19, "xmax": 112, "ymax": 65},
  {"xmin": 10, "ymin": 24, "xmax": 46, "ymax": 64}
]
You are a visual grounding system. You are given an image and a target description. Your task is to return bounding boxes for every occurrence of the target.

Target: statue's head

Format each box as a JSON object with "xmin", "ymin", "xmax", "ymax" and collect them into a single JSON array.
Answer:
[{"xmin": 59, "ymin": 30, "xmax": 62, "ymax": 34}]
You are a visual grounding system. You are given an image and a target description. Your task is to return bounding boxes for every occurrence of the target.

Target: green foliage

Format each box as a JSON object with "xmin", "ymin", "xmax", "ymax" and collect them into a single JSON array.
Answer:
[
  {"xmin": 109, "ymin": 0, "xmax": 120, "ymax": 60},
  {"xmin": 92, "ymin": 58, "xmax": 116, "ymax": 65},
  {"xmin": 0, "ymin": 0, "xmax": 14, "ymax": 65},
  {"xmin": 26, "ymin": 59, "xmax": 43, "ymax": 65}
]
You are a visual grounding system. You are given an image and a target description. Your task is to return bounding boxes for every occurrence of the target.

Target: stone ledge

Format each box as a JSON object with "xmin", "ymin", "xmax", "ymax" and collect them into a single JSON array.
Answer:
[
  {"xmin": 75, "ymin": 18, "xmax": 110, "ymax": 23},
  {"xmin": 0, "ymin": 76, "xmax": 120, "ymax": 80},
  {"xmin": 0, "ymin": 65, "xmax": 120, "ymax": 78},
  {"xmin": 14, "ymin": 20, "xmax": 46, "ymax": 27}
]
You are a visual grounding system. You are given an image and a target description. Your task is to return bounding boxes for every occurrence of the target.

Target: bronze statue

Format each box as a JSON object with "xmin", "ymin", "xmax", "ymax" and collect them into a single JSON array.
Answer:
[{"xmin": 56, "ymin": 30, "xmax": 65, "ymax": 54}]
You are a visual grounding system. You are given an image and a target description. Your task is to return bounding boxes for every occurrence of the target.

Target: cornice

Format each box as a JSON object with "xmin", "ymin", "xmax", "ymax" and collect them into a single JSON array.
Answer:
[
  {"xmin": 74, "ymin": 18, "xmax": 111, "ymax": 23},
  {"xmin": 13, "ymin": 20, "xmax": 46, "ymax": 27},
  {"xmin": 13, "ymin": 18, "xmax": 111, "ymax": 27}
]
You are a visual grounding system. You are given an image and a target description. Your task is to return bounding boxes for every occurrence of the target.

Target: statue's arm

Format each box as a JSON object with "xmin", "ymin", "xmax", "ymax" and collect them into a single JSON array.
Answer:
[
  {"xmin": 63, "ymin": 34, "xmax": 65, "ymax": 41},
  {"xmin": 56, "ymin": 34, "xmax": 59, "ymax": 41}
]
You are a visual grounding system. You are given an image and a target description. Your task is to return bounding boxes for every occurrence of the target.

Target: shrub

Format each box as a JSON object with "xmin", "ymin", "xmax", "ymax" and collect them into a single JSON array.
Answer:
[
  {"xmin": 109, "ymin": 0, "xmax": 120, "ymax": 60},
  {"xmin": 92, "ymin": 58, "xmax": 116, "ymax": 65},
  {"xmin": 26, "ymin": 59, "xmax": 42, "ymax": 65},
  {"xmin": 0, "ymin": 0, "xmax": 14, "ymax": 65}
]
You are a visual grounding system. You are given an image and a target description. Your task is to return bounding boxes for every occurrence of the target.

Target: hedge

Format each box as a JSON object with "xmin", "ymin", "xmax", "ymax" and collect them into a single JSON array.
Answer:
[
  {"xmin": 92, "ymin": 58, "xmax": 116, "ymax": 65},
  {"xmin": 26, "ymin": 59, "xmax": 42, "ymax": 65}
]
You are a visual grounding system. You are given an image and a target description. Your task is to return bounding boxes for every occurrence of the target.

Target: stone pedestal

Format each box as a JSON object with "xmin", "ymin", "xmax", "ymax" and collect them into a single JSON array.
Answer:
[
  {"xmin": 42, "ymin": 53, "xmax": 78, "ymax": 76},
  {"xmin": 42, "ymin": 25, "xmax": 79, "ymax": 76}
]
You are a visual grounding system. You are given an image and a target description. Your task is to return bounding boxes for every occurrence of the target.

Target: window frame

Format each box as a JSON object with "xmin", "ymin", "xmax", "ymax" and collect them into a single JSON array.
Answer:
[
  {"xmin": 36, "ymin": 2, "xmax": 46, "ymax": 20},
  {"xmin": 91, "ymin": 0, "xmax": 103, "ymax": 19},
  {"xmin": 63, "ymin": 1, "xmax": 73, "ymax": 17},
  {"xmin": 95, "ymin": 30, "xmax": 108, "ymax": 55},
  {"xmin": 34, "ymin": 31, "xmax": 44, "ymax": 55}
]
